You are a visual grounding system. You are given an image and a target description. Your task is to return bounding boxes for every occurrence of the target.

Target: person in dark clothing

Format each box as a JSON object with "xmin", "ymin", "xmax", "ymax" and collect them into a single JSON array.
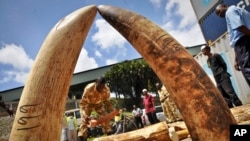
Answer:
[
  {"xmin": 0, "ymin": 95, "xmax": 14, "ymax": 116},
  {"xmin": 201, "ymin": 45, "xmax": 243, "ymax": 108}
]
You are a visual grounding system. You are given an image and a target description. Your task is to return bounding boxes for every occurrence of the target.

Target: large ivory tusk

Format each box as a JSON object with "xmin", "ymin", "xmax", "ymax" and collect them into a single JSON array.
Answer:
[
  {"xmin": 97, "ymin": 5, "xmax": 236, "ymax": 141},
  {"xmin": 9, "ymin": 5, "xmax": 97, "ymax": 141}
]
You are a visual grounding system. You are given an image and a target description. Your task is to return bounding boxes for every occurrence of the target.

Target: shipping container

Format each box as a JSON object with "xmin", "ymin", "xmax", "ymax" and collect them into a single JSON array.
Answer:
[
  {"xmin": 191, "ymin": 0, "xmax": 250, "ymax": 42},
  {"xmin": 190, "ymin": 0, "xmax": 220, "ymax": 20},
  {"xmin": 200, "ymin": 11, "xmax": 227, "ymax": 43},
  {"xmin": 194, "ymin": 33, "xmax": 250, "ymax": 104}
]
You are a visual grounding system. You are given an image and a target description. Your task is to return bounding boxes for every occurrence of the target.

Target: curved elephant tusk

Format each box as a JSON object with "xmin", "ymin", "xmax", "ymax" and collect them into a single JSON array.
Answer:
[
  {"xmin": 97, "ymin": 5, "xmax": 236, "ymax": 141},
  {"xmin": 9, "ymin": 5, "xmax": 97, "ymax": 141}
]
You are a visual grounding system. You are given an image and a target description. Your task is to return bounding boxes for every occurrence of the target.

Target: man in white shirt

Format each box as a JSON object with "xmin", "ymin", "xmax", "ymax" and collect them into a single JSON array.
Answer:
[
  {"xmin": 132, "ymin": 105, "xmax": 144, "ymax": 128},
  {"xmin": 215, "ymin": 3, "xmax": 250, "ymax": 87}
]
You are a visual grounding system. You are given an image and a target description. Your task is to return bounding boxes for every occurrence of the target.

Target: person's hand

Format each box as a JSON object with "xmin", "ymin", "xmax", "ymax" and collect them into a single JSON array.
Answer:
[
  {"xmin": 163, "ymin": 95, "xmax": 168, "ymax": 101},
  {"xmin": 160, "ymin": 95, "xmax": 168, "ymax": 103},
  {"xmin": 234, "ymin": 62, "xmax": 241, "ymax": 71},
  {"xmin": 84, "ymin": 116, "xmax": 91, "ymax": 123},
  {"xmin": 87, "ymin": 119, "xmax": 98, "ymax": 128}
]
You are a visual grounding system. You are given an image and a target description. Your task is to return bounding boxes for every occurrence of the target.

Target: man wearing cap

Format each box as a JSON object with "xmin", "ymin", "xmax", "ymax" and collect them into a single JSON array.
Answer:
[
  {"xmin": 78, "ymin": 77, "xmax": 115, "ymax": 141},
  {"xmin": 142, "ymin": 89, "xmax": 159, "ymax": 125},
  {"xmin": 201, "ymin": 45, "xmax": 242, "ymax": 108}
]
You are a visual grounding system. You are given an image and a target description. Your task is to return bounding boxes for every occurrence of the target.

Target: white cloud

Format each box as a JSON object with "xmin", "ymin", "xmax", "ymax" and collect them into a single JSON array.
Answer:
[
  {"xmin": 74, "ymin": 48, "xmax": 98, "ymax": 73},
  {"xmin": 161, "ymin": 0, "xmax": 205, "ymax": 46},
  {"xmin": 0, "ymin": 43, "xmax": 33, "ymax": 70},
  {"xmin": 106, "ymin": 59, "xmax": 118, "ymax": 65},
  {"xmin": 150, "ymin": 0, "xmax": 162, "ymax": 9},
  {"xmin": 0, "ymin": 44, "xmax": 99, "ymax": 85},
  {"xmin": 163, "ymin": 23, "xmax": 205, "ymax": 47},
  {"xmin": 95, "ymin": 50, "xmax": 102, "ymax": 58},
  {"xmin": 91, "ymin": 19, "xmax": 127, "ymax": 50},
  {"xmin": 174, "ymin": 0, "xmax": 197, "ymax": 28},
  {"xmin": 0, "ymin": 43, "xmax": 33, "ymax": 84},
  {"xmin": 0, "ymin": 1, "xmax": 207, "ymax": 91},
  {"xmin": 91, "ymin": 19, "xmax": 129, "ymax": 68},
  {"xmin": 165, "ymin": 0, "xmax": 196, "ymax": 28},
  {"xmin": 0, "ymin": 71, "xmax": 13, "ymax": 83},
  {"xmin": 2, "ymin": 71, "xmax": 29, "ymax": 83}
]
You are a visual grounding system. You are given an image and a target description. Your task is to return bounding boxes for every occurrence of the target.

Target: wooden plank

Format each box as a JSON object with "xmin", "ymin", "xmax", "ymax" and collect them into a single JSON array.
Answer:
[
  {"xmin": 231, "ymin": 104, "xmax": 250, "ymax": 125},
  {"xmin": 93, "ymin": 122, "xmax": 171, "ymax": 141}
]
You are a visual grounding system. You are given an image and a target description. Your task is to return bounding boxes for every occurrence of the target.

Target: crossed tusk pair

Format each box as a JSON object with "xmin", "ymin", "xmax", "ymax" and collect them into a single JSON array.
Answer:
[{"xmin": 9, "ymin": 5, "xmax": 236, "ymax": 141}]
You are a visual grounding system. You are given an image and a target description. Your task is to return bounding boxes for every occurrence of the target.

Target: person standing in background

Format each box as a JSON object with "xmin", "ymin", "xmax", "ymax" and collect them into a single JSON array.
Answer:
[
  {"xmin": 0, "ymin": 95, "xmax": 14, "ymax": 117},
  {"xmin": 113, "ymin": 109, "xmax": 127, "ymax": 134},
  {"xmin": 142, "ymin": 89, "xmax": 158, "ymax": 125},
  {"xmin": 132, "ymin": 104, "xmax": 144, "ymax": 128},
  {"xmin": 155, "ymin": 82, "xmax": 182, "ymax": 123},
  {"xmin": 201, "ymin": 45, "xmax": 243, "ymax": 108},
  {"xmin": 66, "ymin": 112, "xmax": 77, "ymax": 141},
  {"xmin": 61, "ymin": 115, "xmax": 69, "ymax": 141},
  {"xmin": 215, "ymin": 3, "xmax": 250, "ymax": 87}
]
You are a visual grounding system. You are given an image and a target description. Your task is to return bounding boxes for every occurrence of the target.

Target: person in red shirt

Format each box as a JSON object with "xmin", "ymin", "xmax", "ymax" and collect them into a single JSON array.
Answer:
[{"xmin": 142, "ymin": 89, "xmax": 159, "ymax": 125}]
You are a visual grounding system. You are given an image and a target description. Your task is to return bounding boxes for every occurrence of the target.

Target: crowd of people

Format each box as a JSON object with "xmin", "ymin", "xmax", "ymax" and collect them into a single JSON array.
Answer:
[
  {"xmin": 62, "ymin": 76, "xmax": 184, "ymax": 141},
  {"xmin": 63, "ymin": 71, "xmax": 245, "ymax": 140}
]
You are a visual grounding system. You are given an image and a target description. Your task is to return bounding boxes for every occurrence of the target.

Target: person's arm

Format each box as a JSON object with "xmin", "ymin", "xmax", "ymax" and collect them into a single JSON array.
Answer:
[
  {"xmin": 151, "ymin": 95, "xmax": 155, "ymax": 107},
  {"xmin": 159, "ymin": 87, "xmax": 169, "ymax": 103},
  {"xmin": 139, "ymin": 108, "xmax": 143, "ymax": 116},
  {"xmin": 238, "ymin": 25, "xmax": 250, "ymax": 36},
  {"xmin": 158, "ymin": 91, "xmax": 165, "ymax": 103},
  {"xmin": 103, "ymin": 99, "xmax": 114, "ymax": 111},
  {"xmin": 66, "ymin": 117, "xmax": 69, "ymax": 126},
  {"xmin": 216, "ymin": 54, "xmax": 227, "ymax": 71},
  {"xmin": 159, "ymin": 94, "xmax": 168, "ymax": 103},
  {"xmin": 160, "ymin": 95, "xmax": 168, "ymax": 103},
  {"xmin": 79, "ymin": 86, "xmax": 89, "ymax": 108},
  {"xmin": 142, "ymin": 98, "xmax": 145, "ymax": 107},
  {"xmin": 234, "ymin": 49, "xmax": 241, "ymax": 71},
  {"xmin": 74, "ymin": 117, "xmax": 77, "ymax": 129}
]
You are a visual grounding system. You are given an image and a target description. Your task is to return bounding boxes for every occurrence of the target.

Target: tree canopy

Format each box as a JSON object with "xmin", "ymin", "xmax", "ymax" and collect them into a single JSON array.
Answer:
[{"xmin": 104, "ymin": 59, "xmax": 160, "ymax": 105}]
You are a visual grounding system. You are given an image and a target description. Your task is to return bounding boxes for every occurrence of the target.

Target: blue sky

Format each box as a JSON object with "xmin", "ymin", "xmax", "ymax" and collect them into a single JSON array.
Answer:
[{"xmin": 0, "ymin": 0, "xmax": 205, "ymax": 91}]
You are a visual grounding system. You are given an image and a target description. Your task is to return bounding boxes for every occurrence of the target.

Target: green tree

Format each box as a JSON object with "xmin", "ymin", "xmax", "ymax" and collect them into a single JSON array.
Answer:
[{"xmin": 104, "ymin": 59, "xmax": 160, "ymax": 106}]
